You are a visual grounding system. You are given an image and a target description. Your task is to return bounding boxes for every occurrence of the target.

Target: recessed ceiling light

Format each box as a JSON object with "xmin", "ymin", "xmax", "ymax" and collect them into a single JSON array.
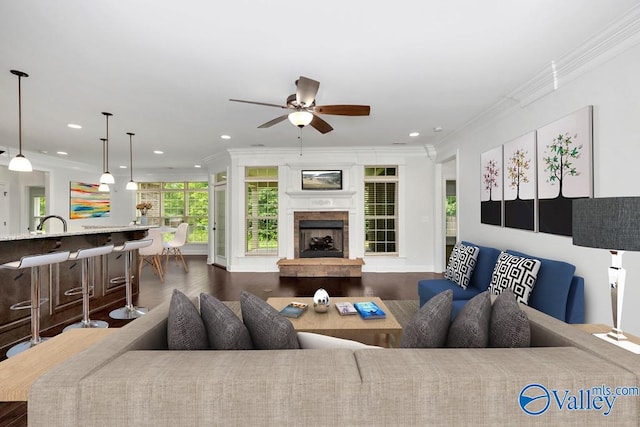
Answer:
[
  {"xmin": 57, "ymin": 151, "xmax": 68, "ymax": 155},
  {"xmin": 433, "ymin": 126, "xmax": 443, "ymax": 132},
  {"xmin": 39, "ymin": 150, "xmax": 48, "ymax": 154},
  {"xmin": 119, "ymin": 165, "xmax": 127, "ymax": 169},
  {"xmin": 409, "ymin": 132, "xmax": 420, "ymax": 137},
  {"xmin": 194, "ymin": 164, "xmax": 202, "ymax": 168},
  {"xmin": 67, "ymin": 123, "xmax": 82, "ymax": 129},
  {"xmin": 153, "ymin": 150, "xmax": 164, "ymax": 154},
  {"xmin": 220, "ymin": 135, "xmax": 231, "ymax": 140}
]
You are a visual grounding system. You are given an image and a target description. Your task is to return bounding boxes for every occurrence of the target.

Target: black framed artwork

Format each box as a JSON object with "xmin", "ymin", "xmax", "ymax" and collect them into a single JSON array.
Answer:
[{"xmin": 301, "ymin": 170, "xmax": 342, "ymax": 190}]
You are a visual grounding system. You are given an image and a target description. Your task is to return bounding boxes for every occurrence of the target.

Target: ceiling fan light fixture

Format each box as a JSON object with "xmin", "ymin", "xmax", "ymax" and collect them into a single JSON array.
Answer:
[{"xmin": 288, "ymin": 111, "xmax": 313, "ymax": 128}]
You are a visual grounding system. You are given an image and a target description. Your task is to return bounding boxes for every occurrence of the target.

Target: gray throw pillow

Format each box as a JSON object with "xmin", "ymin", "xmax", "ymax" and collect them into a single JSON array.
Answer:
[
  {"xmin": 444, "ymin": 242, "xmax": 480, "ymax": 289},
  {"xmin": 240, "ymin": 291, "xmax": 300, "ymax": 350},
  {"xmin": 446, "ymin": 291, "xmax": 491, "ymax": 348},
  {"xmin": 200, "ymin": 293, "xmax": 253, "ymax": 350},
  {"xmin": 167, "ymin": 289, "xmax": 208, "ymax": 350},
  {"xmin": 400, "ymin": 289, "xmax": 452, "ymax": 348},
  {"xmin": 490, "ymin": 288, "xmax": 531, "ymax": 348}
]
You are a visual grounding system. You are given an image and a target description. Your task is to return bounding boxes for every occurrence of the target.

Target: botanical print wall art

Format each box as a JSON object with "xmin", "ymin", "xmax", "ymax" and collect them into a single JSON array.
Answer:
[
  {"xmin": 503, "ymin": 132, "xmax": 536, "ymax": 231},
  {"xmin": 480, "ymin": 146, "xmax": 503, "ymax": 226},
  {"xmin": 537, "ymin": 106, "xmax": 593, "ymax": 236}
]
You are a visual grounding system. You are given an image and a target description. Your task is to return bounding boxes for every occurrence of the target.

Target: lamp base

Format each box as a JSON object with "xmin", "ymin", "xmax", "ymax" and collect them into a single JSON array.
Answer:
[
  {"xmin": 607, "ymin": 327, "xmax": 628, "ymax": 341},
  {"xmin": 594, "ymin": 333, "xmax": 640, "ymax": 354}
]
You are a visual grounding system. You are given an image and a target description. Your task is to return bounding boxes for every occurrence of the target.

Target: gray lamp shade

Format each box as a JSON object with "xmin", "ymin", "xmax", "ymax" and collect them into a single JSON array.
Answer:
[{"xmin": 573, "ymin": 197, "xmax": 640, "ymax": 251}]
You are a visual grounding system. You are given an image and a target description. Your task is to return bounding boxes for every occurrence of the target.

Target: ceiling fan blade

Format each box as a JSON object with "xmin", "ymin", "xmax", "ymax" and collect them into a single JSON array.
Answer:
[
  {"xmin": 295, "ymin": 76, "xmax": 320, "ymax": 107},
  {"xmin": 314, "ymin": 105, "xmax": 371, "ymax": 116},
  {"xmin": 229, "ymin": 99, "xmax": 288, "ymax": 109},
  {"xmin": 258, "ymin": 114, "xmax": 289, "ymax": 128},
  {"xmin": 309, "ymin": 114, "xmax": 333, "ymax": 134}
]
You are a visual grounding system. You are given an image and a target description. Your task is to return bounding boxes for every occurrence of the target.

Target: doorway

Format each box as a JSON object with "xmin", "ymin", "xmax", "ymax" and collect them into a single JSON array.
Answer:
[
  {"xmin": 212, "ymin": 172, "xmax": 227, "ymax": 268},
  {"xmin": 445, "ymin": 180, "xmax": 457, "ymax": 261},
  {"xmin": 29, "ymin": 186, "xmax": 46, "ymax": 232}
]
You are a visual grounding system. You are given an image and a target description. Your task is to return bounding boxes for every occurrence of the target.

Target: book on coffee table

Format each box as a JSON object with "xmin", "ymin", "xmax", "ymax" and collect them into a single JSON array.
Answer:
[
  {"xmin": 353, "ymin": 301, "xmax": 386, "ymax": 320},
  {"xmin": 335, "ymin": 302, "xmax": 357, "ymax": 316},
  {"xmin": 280, "ymin": 301, "xmax": 309, "ymax": 318}
]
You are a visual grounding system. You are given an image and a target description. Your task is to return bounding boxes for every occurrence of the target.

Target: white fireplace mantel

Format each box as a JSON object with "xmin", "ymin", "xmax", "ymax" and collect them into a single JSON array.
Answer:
[{"xmin": 284, "ymin": 190, "xmax": 357, "ymax": 199}]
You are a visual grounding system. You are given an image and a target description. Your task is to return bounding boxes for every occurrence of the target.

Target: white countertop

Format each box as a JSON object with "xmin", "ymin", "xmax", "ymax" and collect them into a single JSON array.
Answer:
[{"xmin": 0, "ymin": 226, "xmax": 150, "ymax": 242}]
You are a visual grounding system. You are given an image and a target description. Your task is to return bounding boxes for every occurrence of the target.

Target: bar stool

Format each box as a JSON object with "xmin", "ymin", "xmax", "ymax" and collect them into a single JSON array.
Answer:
[
  {"xmin": 109, "ymin": 239, "xmax": 152, "ymax": 320},
  {"xmin": 63, "ymin": 244, "xmax": 115, "ymax": 331},
  {"xmin": 0, "ymin": 251, "xmax": 71, "ymax": 358}
]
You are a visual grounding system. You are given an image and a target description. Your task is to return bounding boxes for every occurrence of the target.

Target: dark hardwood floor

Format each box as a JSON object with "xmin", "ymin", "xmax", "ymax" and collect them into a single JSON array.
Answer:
[{"xmin": 0, "ymin": 255, "xmax": 437, "ymax": 426}]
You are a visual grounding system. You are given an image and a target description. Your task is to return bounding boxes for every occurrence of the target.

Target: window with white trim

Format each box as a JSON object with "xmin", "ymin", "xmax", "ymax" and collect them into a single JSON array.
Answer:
[
  {"xmin": 364, "ymin": 166, "xmax": 398, "ymax": 254},
  {"xmin": 136, "ymin": 181, "xmax": 209, "ymax": 243},
  {"xmin": 245, "ymin": 167, "xmax": 278, "ymax": 254}
]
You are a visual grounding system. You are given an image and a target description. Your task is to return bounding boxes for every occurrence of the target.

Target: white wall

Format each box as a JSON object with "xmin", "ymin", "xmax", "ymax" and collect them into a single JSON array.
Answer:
[
  {"xmin": 436, "ymin": 42, "xmax": 640, "ymax": 334},
  {"xmin": 224, "ymin": 147, "xmax": 435, "ymax": 273}
]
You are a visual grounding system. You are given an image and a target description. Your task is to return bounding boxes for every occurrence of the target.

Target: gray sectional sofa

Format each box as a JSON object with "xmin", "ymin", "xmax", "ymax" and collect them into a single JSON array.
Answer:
[{"xmin": 29, "ymin": 298, "xmax": 640, "ymax": 426}]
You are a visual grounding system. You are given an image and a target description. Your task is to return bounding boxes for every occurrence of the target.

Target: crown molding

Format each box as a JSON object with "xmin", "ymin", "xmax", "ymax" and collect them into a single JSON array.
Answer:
[{"xmin": 437, "ymin": 4, "xmax": 640, "ymax": 148}]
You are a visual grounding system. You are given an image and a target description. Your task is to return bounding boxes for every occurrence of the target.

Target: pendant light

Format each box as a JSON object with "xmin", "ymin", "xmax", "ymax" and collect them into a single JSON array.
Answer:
[
  {"xmin": 8, "ymin": 70, "xmax": 33, "ymax": 172},
  {"xmin": 98, "ymin": 138, "xmax": 110, "ymax": 192},
  {"xmin": 99, "ymin": 112, "xmax": 115, "ymax": 184},
  {"xmin": 125, "ymin": 132, "xmax": 138, "ymax": 190}
]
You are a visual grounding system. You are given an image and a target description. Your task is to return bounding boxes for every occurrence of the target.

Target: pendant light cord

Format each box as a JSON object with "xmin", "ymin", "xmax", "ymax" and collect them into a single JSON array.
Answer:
[
  {"xmin": 105, "ymin": 114, "xmax": 110, "ymax": 173},
  {"xmin": 17, "ymin": 74, "xmax": 23, "ymax": 155},
  {"xmin": 128, "ymin": 133, "xmax": 134, "ymax": 181}
]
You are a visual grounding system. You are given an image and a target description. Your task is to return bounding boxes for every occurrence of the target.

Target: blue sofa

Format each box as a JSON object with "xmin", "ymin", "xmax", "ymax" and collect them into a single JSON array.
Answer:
[{"xmin": 418, "ymin": 241, "xmax": 585, "ymax": 323}]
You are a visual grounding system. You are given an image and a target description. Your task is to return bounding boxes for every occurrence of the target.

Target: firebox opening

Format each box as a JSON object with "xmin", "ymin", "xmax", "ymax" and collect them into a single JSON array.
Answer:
[{"xmin": 299, "ymin": 220, "xmax": 344, "ymax": 258}]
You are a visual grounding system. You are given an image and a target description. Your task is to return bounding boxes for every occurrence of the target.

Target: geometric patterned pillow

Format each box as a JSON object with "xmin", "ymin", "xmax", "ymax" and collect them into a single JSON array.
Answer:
[
  {"xmin": 488, "ymin": 252, "xmax": 541, "ymax": 305},
  {"xmin": 444, "ymin": 242, "xmax": 480, "ymax": 289}
]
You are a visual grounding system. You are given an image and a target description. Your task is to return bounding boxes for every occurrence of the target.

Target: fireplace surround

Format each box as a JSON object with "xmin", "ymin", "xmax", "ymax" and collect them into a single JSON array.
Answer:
[{"xmin": 294, "ymin": 211, "xmax": 349, "ymax": 259}]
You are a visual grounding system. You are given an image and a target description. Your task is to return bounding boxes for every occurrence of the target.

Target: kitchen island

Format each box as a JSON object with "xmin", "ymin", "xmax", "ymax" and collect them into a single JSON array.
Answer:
[{"xmin": 0, "ymin": 226, "xmax": 149, "ymax": 356}]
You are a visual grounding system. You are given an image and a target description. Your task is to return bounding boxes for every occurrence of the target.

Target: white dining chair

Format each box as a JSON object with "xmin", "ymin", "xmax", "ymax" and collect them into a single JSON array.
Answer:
[
  {"xmin": 163, "ymin": 222, "xmax": 189, "ymax": 272},
  {"xmin": 138, "ymin": 229, "xmax": 165, "ymax": 282}
]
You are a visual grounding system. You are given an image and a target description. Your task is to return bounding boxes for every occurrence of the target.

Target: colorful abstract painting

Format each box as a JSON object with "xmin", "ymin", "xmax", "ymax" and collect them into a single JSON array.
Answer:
[{"xmin": 70, "ymin": 181, "xmax": 110, "ymax": 219}]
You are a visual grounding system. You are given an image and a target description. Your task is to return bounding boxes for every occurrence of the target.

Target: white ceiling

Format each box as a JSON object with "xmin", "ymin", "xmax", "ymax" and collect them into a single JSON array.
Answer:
[{"xmin": 1, "ymin": 1, "xmax": 639, "ymax": 173}]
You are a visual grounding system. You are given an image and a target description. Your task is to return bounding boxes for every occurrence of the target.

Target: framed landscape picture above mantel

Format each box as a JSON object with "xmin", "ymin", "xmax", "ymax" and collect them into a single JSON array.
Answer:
[{"xmin": 301, "ymin": 170, "xmax": 342, "ymax": 190}]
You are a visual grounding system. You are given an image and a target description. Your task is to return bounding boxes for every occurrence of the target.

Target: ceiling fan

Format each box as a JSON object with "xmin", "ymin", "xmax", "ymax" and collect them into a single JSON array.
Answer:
[{"xmin": 229, "ymin": 76, "xmax": 370, "ymax": 134}]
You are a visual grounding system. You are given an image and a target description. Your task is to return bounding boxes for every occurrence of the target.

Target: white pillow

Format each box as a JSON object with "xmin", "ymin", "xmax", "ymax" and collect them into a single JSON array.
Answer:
[
  {"xmin": 297, "ymin": 332, "xmax": 382, "ymax": 349},
  {"xmin": 489, "ymin": 252, "xmax": 541, "ymax": 305},
  {"xmin": 444, "ymin": 242, "xmax": 480, "ymax": 289}
]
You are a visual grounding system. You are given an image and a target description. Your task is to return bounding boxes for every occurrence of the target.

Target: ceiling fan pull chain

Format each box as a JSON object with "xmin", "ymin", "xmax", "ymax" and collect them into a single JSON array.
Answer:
[{"xmin": 298, "ymin": 127, "xmax": 303, "ymax": 156}]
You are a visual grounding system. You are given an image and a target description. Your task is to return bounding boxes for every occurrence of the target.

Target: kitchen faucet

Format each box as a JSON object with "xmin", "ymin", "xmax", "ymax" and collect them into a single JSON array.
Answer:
[{"xmin": 37, "ymin": 215, "xmax": 68, "ymax": 232}]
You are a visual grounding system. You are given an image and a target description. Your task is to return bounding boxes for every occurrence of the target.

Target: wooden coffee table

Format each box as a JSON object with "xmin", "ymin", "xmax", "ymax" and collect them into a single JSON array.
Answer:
[{"xmin": 267, "ymin": 296, "xmax": 402, "ymax": 347}]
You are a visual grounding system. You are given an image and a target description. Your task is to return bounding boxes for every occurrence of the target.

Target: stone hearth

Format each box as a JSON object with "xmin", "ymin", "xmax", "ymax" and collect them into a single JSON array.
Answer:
[{"xmin": 277, "ymin": 210, "xmax": 363, "ymax": 277}]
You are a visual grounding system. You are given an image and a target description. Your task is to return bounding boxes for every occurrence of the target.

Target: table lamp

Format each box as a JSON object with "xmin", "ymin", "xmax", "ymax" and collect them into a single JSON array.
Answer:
[{"xmin": 573, "ymin": 197, "xmax": 640, "ymax": 343}]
